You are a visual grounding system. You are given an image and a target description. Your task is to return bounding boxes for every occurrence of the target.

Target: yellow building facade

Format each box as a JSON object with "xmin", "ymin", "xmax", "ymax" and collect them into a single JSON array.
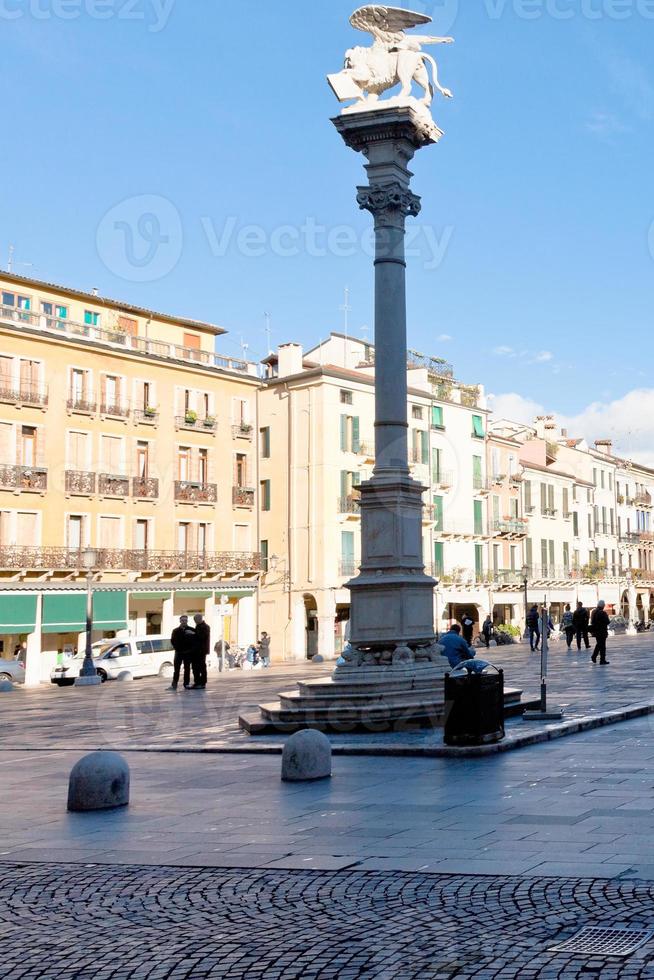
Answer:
[{"xmin": 0, "ymin": 272, "xmax": 261, "ymax": 684}]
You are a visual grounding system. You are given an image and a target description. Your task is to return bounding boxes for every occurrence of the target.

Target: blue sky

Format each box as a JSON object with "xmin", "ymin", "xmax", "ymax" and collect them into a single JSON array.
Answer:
[{"xmin": 1, "ymin": 0, "xmax": 653, "ymax": 449}]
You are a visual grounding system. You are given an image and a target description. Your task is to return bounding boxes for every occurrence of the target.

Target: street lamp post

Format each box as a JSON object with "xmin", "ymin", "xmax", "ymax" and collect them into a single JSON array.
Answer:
[
  {"xmin": 75, "ymin": 547, "xmax": 102, "ymax": 687},
  {"xmin": 521, "ymin": 564, "xmax": 529, "ymax": 639}
]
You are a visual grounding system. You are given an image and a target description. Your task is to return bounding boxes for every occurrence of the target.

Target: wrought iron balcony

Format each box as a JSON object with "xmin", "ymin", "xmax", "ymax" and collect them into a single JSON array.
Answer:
[
  {"xmin": 175, "ymin": 481, "xmax": 218, "ymax": 503},
  {"xmin": 0, "ymin": 382, "xmax": 49, "ymax": 407},
  {"xmin": 101, "ymin": 402, "xmax": 130, "ymax": 419},
  {"xmin": 620, "ymin": 532, "xmax": 640, "ymax": 545},
  {"xmin": 339, "ymin": 559, "xmax": 358, "ymax": 577},
  {"xmin": 338, "ymin": 495, "xmax": 361, "ymax": 515},
  {"xmin": 67, "ymin": 396, "xmax": 96, "ymax": 414},
  {"xmin": 233, "ymin": 486, "xmax": 255, "ymax": 507},
  {"xmin": 176, "ymin": 415, "xmax": 218, "ymax": 432},
  {"xmin": 133, "ymin": 409, "xmax": 159, "ymax": 425},
  {"xmin": 0, "ymin": 465, "xmax": 47, "ymax": 492},
  {"xmin": 98, "ymin": 474, "xmax": 129, "ymax": 497},
  {"xmin": 433, "ymin": 470, "xmax": 454, "ymax": 490},
  {"xmin": 132, "ymin": 477, "xmax": 159, "ymax": 499},
  {"xmin": 491, "ymin": 519, "xmax": 528, "ymax": 538},
  {"xmin": 65, "ymin": 470, "xmax": 96, "ymax": 495},
  {"xmin": 0, "ymin": 546, "xmax": 262, "ymax": 574},
  {"xmin": 635, "ymin": 492, "xmax": 652, "ymax": 507},
  {"xmin": 232, "ymin": 423, "xmax": 253, "ymax": 440}
]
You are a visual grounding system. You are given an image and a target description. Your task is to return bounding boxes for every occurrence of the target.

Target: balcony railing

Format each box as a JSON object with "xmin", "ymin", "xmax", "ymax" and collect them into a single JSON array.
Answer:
[
  {"xmin": 0, "ymin": 546, "xmax": 262, "ymax": 573},
  {"xmin": 433, "ymin": 470, "xmax": 454, "ymax": 490},
  {"xmin": 132, "ymin": 477, "xmax": 159, "ymax": 499},
  {"xmin": 98, "ymin": 474, "xmax": 130, "ymax": 497},
  {"xmin": 176, "ymin": 415, "xmax": 218, "ymax": 433},
  {"xmin": 0, "ymin": 465, "xmax": 47, "ymax": 492},
  {"xmin": 67, "ymin": 396, "xmax": 96, "ymax": 414},
  {"xmin": 339, "ymin": 560, "xmax": 358, "ymax": 577},
  {"xmin": 101, "ymin": 402, "xmax": 130, "ymax": 419},
  {"xmin": 635, "ymin": 493, "xmax": 653, "ymax": 507},
  {"xmin": 434, "ymin": 524, "xmax": 487, "ymax": 539},
  {"xmin": 0, "ymin": 305, "xmax": 252, "ymax": 376},
  {"xmin": 594, "ymin": 523, "xmax": 615, "ymax": 536},
  {"xmin": 133, "ymin": 409, "xmax": 159, "ymax": 425},
  {"xmin": 620, "ymin": 532, "xmax": 641, "ymax": 545},
  {"xmin": 0, "ymin": 382, "xmax": 49, "ymax": 407},
  {"xmin": 338, "ymin": 495, "xmax": 361, "ymax": 515},
  {"xmin": 232, "ymin": 423, "xmax": 253, "ymax": 440},
  {"xmin": 175, "ymin": 481, "xmax": 218, "ymax": 503},
  {"xmin": 491, "ymin": 519, "xmax": 528, "ymax": 538},
  {"xmin": 65, "ymin": 470, "xmax": 96, "ymax": 495},
  {"xmin": 233, "ymin": 486, "xmax": 255, "ymax": 507},
  {"xmin": 410, "ymin": 448, "xmax": 429, "ymax": 466}
]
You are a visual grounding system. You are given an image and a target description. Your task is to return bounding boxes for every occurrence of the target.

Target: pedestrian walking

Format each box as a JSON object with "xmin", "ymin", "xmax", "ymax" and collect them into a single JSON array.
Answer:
[
  {"xmin": 526, "ymin": 605, "xmax": 541, "ymax": 652},
  {"xmin": 191, "ymin": 613, "xmax": 210, "ymax": 689},
  {"xmin": 573, "ymin": 601, "xmax": 590, "ymax": 651},
  {"xmin": 481, "ymin": 615, "xmax": 494, "ymax": 649},
  {"xmin": 168, "ymin": 615, "xmax": 196, "ymax": 691},
  {"xmin": 259, "ymin": 631, "xmax": 271, "ymax": 667},
  {"xmin": 246, "ymin": 643, "xmax": 259, "ymax": 667},
  {"xmin": 461, "ymin": 614, "xmax": 474, "ymax": 646},
  {"xmin": 214, "ymin": 638, "xmax": 229, "ymax": 673},
  {"xmin": 591, "ymin": 600, "xmax": 610, "ymax": 665},
  {"xmin": 562, "ymin": 604, "xmax": 574, "ymax": 650}
]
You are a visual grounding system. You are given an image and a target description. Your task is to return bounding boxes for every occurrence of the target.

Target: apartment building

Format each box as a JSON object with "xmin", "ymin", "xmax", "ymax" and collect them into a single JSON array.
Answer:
[
  {"xmin": 257, "ymin": 335, "xmax": 503, "ymax": 659},
  {"xmin": 0, "ymin": 272, "xmax": 261, "ymax": 684}
]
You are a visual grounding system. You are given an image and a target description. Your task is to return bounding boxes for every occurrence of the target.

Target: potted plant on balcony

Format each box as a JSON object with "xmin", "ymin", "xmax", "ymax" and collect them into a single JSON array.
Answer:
[
  {"xmin": 185, "ymin": 410, "xmax": 198, "ymax": 425},
  {"xmin": 203, "ymin": 415, "xmax": 216, "ymax": 428},
  {"xmin": 144, "ymin": 406, "xmax": 157, "ymax": 419}
]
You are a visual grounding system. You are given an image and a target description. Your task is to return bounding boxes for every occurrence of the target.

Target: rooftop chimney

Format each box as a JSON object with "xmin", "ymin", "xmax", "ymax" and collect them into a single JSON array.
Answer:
[
  {"xmin": 92, "ymin": 287, "xmax": 99, "ymax": 297},
  {"xmin": 595, "ymin": 439, "xmax": 613, "ymax": 455},
  {"xmin": 277, "ymin": 343, "xmax": 304, "ymax": 379}
]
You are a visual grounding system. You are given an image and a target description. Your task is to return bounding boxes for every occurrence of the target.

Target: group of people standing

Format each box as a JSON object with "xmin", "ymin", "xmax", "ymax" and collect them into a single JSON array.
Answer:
[
  {"xmin": 528, "ymin": 600, "xmax": 610, "ymax": 665},
  {"xmin": 169, "ymin": 616, "xmax": 273, "ymax": 690}
]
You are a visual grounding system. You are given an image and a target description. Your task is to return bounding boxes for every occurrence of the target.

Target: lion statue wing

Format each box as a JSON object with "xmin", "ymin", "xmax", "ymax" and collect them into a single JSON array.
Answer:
[{"xmin": 350, "ymin": 5, "xmax": 432, "ymax": 44}]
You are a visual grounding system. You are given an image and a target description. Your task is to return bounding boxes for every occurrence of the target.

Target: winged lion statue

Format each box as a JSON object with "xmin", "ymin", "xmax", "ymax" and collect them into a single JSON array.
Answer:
[{"xmin": 328, "ymin": 5, "xmax": 454, "ymax": 112}]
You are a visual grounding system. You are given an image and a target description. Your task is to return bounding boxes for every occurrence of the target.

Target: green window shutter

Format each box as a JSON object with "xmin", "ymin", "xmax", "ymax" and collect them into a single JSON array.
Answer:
[
  {"xmin": 352, "ymin": 472, "xmax": 361, "ymax": 487},
  {"xmin": 474, "ymin": 499, "xmax": 483, "ymax": 535},
  {"xmin": 432, "ymin": 448, "xmax": 441, "ymax": 483},
  {"xmin": 526, "ymin": 538, "xmax": 533, "ymax": 567},
  {"xmin": 93, "ymin": 591, "xmax": 128, "ymax": 631},
  {"xmin": 524, "ymin": 480, "xmax": 532, "ymax": 510},
  {"xmin": 473, "ymin": 456, "xmax": 482, "ymax": 490},
  {"xmin": 421, "ymin": 431, "xmax": 429, "ymax": 465},
  {"xmin": 475, "ymin": 545, "xmax": 483, "ymax": 578},
  {"xmin": 472, "ymin": 415, "xmax": 484, "ymax": 438},
  {"xmin": 434, "ymin": 542, "xmax": 444, "ymax": 577},
  {"xmin": 432, "ymin": 406, "xmax": 443, "ymax": 429},
  {"xmin": 261, "ymin": 480, "xmax": 271, "ymax": 511},
  {"xmin": 540, "ymin": 483, "xmax": 547, "ymax": 514},
  {"xmin": 433, "ymin": 495, "xmax": 444, "ymax": 532},
  {"xmin": 340, "ymin": 471, "xmax": 349, "ymax": 500},
  {"xmin": 541, "ymin": 540, "xmax": 548, "ymax": 571},
  {"xmin": 352, "ymin": 417, "xmax": 360, "ymax": 453},
  {"xmin": 340, "ymin": 416, "xmax": 348, "ymax": 452},
  {"xmin": 341, "ymin": 531, "xmax": 355, "ymax": 563},
  {"xmin": 549, "ymin": 540, "xmax": 555, "ymax": 568},
  {"xmin": 0, "ymin": 594, "xmax": 37, "ymax": 633}
]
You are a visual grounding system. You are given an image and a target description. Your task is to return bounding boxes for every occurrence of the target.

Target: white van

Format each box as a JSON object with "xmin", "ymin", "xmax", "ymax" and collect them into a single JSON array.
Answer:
[{"xmin": 50, "ymin": 635, "xmax": 175, "ymax": 686}]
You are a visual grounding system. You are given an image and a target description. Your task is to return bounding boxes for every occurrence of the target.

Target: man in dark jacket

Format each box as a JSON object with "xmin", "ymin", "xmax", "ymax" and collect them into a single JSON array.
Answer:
[
  {"xmin": 526, "ymin": 605, "xmax": 540, "ymax": 652},
  {"xmin": 591, "ymin": 600, "xmax": 610, "ymax": 665},
  {"xmin": 461, "ymin": 614, "xmax": 474, "ymax": 646},
  {"xmin": 169, "ymin": 616, "xmax": 196, "ymax": 691},
  {"xmin": 191, "ymin": 614, "xmax": 211, "ymax": 689},
  {"xmin": 573, "ymin": 601, "xmax": 590, "ymax": 651}
]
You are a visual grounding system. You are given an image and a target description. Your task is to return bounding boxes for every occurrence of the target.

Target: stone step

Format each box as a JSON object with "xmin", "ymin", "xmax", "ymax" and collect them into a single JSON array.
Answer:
[{"xmin": 276, "ymin": 686, "xmax": 526, "ymax": 711}]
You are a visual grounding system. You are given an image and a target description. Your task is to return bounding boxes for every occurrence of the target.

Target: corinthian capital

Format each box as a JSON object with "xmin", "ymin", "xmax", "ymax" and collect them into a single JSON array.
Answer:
[{"xmin": 356, "ymin": 182, "xmax": 422, "ymax": 226}]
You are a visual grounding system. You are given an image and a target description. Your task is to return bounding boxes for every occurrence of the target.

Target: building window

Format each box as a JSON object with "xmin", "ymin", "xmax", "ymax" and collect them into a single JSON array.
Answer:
[
  {"xmin": 341, "ymin": 530, "xmax": 355, "ymax": 575},
  {"xmin": 260, "ymin": 427, "xmax": 271, "ymax": 459},
  {"xmin": 340, "ymin": 415, "xmax": 360, "ymax": 453},
  {"xmin": 41, "ymin": 301, "xmax": 67, "ymax": 328},
  {"xmin": 472, "ymin": 455, "xmax": 482, "ymax": 491},
  {"xmin": 261, "ymin": 480, "xmax": 271, "ymax": 512},
  {"xmin": 434, "ymin": 542, "xmax": 444, "ymax": 578},
  {"xmin": 66, "ymin": 514, "xmax": 85, "ymax": 550},
  {"xmin": 473, "ymin": 499, "xmax": 483, "ymax": 536},
  {"xmin": 2, "ymin": 293, "xmax": 31, "ymax": 320},
  {"xmin": 84, "ymin": 310, "xmax": 100, "ymax": 327},
  {"xmin": 474, "ymin": 544, "xmax": 483, "ymax": 579},
  {"xmin": 134, "ymin": 519, "xmax": 150, "ymax": 552},
  {"xmin": 433, "ymin": 495, "xmax": 444, "ymax": 532},
  {"xmin": 472, "ymin": 415, "xmax": 484, "ymax": 439},
  {"xmin": 260, "ymin": 540, "xmax": 269, "ymax": 573},
  {"xmin": 235, "ymin": 453, "xmax": 248, "ymax": 487},
  {"xmin": 431, "ymin": 406, "xmax": 444, "ymax": 430},
  {"xmin": 412, "ymin": 405, "xmax": 423, "ymax": 420},
  {"xmin": 340, "ymin": 390, "xmax": 353, "ymax": 405}
]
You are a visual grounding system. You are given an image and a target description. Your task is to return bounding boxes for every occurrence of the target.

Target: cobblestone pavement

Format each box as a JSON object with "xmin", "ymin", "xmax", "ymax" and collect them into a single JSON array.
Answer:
[
  {"xmin": 4, "ymin": 862, "xmax": 654, "ymax": 978},
  {"xmin": 3, "ymin": 634, "xmax": 654, "ymax": 753}
]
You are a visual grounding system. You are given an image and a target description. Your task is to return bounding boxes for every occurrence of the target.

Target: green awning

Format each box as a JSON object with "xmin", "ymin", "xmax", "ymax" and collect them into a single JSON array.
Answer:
[
  {"xmin": 176, "ymin": 591, "xmax": 214, "ymax": 600},
  {"xmin": 133, "ymin": 592, "xmax": 172, "ymax": 601},
  {"xmin": 93, "ymin": 591, "xmax": 128, "ymax": 631},
  {"xmin": 42, "ymin": 594, "xmax": 86, "ymax": 634},
  {"xmin": 0, "ymin": 594, "xmax": 38, "ymax": 633}
]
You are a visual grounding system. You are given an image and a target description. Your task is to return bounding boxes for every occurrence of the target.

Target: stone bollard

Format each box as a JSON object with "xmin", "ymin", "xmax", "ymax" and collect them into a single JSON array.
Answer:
[
  {"xmin": 67, "ymin": 751, "xmax": 130, "ymax": 812},
  {"xmin": 281, "ymin": 729, "xmax": 332, "ymax": 783},
  {"xmin": 0, "ymin": 680, "xmax": 13, "ymax": 693},
  {"xmin": 312, "ymin": 654, "xmax": 325, "ymax": 664}
]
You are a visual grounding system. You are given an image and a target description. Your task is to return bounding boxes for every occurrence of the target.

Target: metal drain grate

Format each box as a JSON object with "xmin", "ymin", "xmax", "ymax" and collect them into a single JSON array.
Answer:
[{"xmin": 551, "ymin": 927, "xmax": 653, "ymax": 958}]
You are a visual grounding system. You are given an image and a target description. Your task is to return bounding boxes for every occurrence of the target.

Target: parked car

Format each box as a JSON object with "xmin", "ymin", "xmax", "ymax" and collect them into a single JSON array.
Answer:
[
  {"xmin": 0, "ymin": 657, "xmax": 26, "ymax": 684},
  {"xmin": 50, "ymin": 636, "xmax": 175, "ymax": 686},
  {"xmin": 609, "ymin": 616, "xmax": 628, "ymax": 636}
]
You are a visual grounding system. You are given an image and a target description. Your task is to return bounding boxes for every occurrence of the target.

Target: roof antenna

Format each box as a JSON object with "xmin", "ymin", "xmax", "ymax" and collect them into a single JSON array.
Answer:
[
  {"xmin": 264, "ymin": 311, "xmax": 273, "ymax": 354},
  {"xmin": 339, "ymin": 286, "xmax": 352, "ymax": 366}
]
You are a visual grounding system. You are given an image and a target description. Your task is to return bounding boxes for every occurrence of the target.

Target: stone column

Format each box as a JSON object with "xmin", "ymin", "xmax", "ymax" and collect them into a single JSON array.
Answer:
[
  {"xmin": 24, "ymin": 592, "xmax": 43, "ymax": 688},
  {"xmin": 333, "ymin": 107, "xmax": 439, "ymax": 672},
  {"xmin": 161, "ymin": 595, "xmax": 175, "ymax": 638},
  {"xmin": 317, "ymin": 592, "xmax": 337, "ymax": 661}
]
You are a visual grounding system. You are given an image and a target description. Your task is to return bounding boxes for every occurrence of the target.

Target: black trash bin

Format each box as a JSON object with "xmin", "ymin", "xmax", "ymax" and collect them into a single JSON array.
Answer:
[{"xmin": 444, "ymin": 661, "xmax": 505, "ymax": 746}]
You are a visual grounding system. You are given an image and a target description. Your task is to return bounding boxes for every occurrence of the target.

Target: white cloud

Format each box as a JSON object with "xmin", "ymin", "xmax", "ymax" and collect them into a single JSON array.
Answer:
[
  {"xmin": 488, "ymin": 388, "xmax": 654, "ymax": 468},
  {"xmin": 585, "ymin": 111, "xmax": 630, "ymax": 141},
  {"xmin": 437, "ymin": 334, "xmax": 453, "ymax": 342},
  {"xmin": 533, "ymin": 351, "xmax": 553, "ymax": 363},
  {"xmin": 493, "ymin": 345, "xmax": 515, "ymax": 357}
]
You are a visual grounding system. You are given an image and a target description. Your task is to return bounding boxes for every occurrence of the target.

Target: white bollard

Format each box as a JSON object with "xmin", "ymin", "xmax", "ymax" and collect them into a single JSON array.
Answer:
[
  {"xmin": 67, "ymin": 751, "xmax": 130, "ymax": 812},
  {"xmin": 281, "ymin": 729, "xmax": 332, "ymax": 783}
]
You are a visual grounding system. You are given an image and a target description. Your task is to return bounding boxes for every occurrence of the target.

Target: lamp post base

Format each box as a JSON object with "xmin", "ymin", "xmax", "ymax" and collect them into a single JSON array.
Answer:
[{"xmin": 74, "ymin": 675, "xmax": 102, "ymax": 687}]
